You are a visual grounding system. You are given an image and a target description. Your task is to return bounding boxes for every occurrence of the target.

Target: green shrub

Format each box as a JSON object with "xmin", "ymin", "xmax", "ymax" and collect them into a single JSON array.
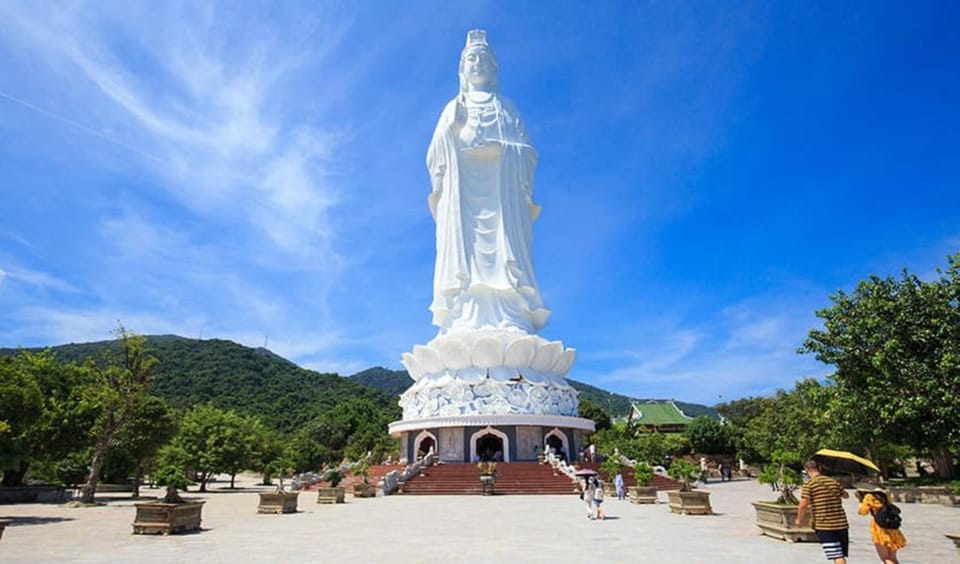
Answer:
[{"xmin": 634, "ymin": 462, "xmax": 654, "ymax": 486}]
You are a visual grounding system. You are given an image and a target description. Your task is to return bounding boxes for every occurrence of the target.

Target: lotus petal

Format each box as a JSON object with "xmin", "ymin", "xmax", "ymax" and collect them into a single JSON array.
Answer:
[
  {"xmin": 434, "ymin": 338, "xmax": 470, "ymax": 369},
  {"xmin": 522, "ymin": 370, "xmax": 547, "ymax": 384},
  {"xmin": 414, "ymin": 344, "xmax": 444, "ymax": 374},
  {"xmin": 458, "ymin": 366, "xmax": 487, "ymax": 383},
  {"xmin": 401, "ymin": 352, "xmax": 423, "ymax": 381},
  {"xmin": 489, "ymin": 366, "xmax": 519, "ymax": 381},
  {"xmin": 434, "ymin": 371, "xmax": 453, "ymax": 387},
  {"xmin": 550, "ymin": 348, "xmax": 576, "ymax": 375},
  {"xmin": 503, "ymin": 336, "xmax": 537, "ymax": 368},
  {"xmin": 531, "ymin": 341, "xmax": 562, "ymax": 372},
  {"xmin": 471, "ymin": 337, "xmax": 504, "ymax": 367}
]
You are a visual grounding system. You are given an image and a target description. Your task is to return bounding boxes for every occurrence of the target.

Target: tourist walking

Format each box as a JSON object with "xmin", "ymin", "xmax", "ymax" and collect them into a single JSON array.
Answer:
[
  {"xmin": 796, "ymin": 460, "xmax": 850, "ymax": 564},
  {"xmin": 614, "ymin": 471, "xmax": 625, "ymax": 500},
  {"xmin": 592, "ymin": 477, "xmax": 605, "ymax": 520},
  {"xmin": 581, "ymin": 477, "xmax": 596, "ymax": 519},
  {"xmin": 856, "ymin": 485, "xmax": 906, "ymax": 564}
]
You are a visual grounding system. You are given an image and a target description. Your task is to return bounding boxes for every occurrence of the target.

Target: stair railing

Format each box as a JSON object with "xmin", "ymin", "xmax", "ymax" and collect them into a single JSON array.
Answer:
[
  {"xmin": 545, "ymin": 452, "xmax": 577, "ymax": 481},
  {"xmin": 382, "ymin": 452, "xmax": 438, "ymax": 495}
]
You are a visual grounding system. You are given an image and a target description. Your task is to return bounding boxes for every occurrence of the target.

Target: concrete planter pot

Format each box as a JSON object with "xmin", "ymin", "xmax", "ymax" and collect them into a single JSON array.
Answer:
[
  {"xmin": 666, "ymin": 490, "xmax": 712, "ymax": 515},
  {"xmin": 353, "ymin": 483, "xmax": 376, "ymax": 498},
  {"xmin": 752, "ymin": 501, "xmax": 816, "ymax": 542},
  {"xmin": 628, "ymin": 485, "xmax": 658, "ymax": 504},
  {"xmin": 889, "ymin": 486, "xmax": 959, "ymax": 506},
  {"xmin": 132, "ymin": 501, "xmax": 204, "ymax": 535},
  {"xmin": 257, "ymin": 491, "xmax": 299, "ymax": 514},
  {"xmin": 946, "ymin": 533, "xmax": 960, "ymax": 557},
  {"xmin": 316, "ymin": 486, "xmax": 345, "ymax": 504}
]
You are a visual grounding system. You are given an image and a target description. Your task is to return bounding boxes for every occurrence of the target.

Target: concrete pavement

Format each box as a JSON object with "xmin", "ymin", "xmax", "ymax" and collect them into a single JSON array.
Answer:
[{"xmin": 0, "ymin": 475, "xmax": 956, "ymax": 563}]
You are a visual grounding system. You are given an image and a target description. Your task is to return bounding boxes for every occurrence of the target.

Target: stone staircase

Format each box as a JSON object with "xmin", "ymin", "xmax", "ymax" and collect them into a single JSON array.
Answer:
[{"xmin": 400, "ymin": 462, "xmax": 579, "ymax": 495}]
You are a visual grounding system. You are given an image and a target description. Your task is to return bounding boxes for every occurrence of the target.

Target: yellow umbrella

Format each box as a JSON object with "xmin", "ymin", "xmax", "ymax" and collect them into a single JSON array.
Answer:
[{"xmin": 812, "ymin": 449, "xmax": 881, "ymax": 475}]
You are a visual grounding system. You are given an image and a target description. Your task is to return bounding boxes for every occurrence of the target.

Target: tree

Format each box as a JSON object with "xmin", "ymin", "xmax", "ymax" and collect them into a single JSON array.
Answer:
[
  {"xmin": 716, "ymin": 396, "xmax": 773, "ymax": 463},
  {"xmin": 684, "ymin": 415, "xmax": 732, "ymax": 454},
  {"xmin": 79, "ymin": 327, "xmax": 157, "ymax": 503},
  {"xmin": 219, "ymin": 413, "xmax": 260, "ymax": 489},
  {"xmin": 0, "ymin": 353, "xmax": 44, "ymax": 479},
  {"xmin": 103, "ymin": 395, "xmax": 178, "ymax": 497},
  {"xmin": 578, "ymin": 398, "xmax": 612, "ymax": 431},
  {"xmin": 802, "ymin": 254, "xmax": 960, "ymax": 478},
  {"xmin": 738, "ymin": 379, "xmax": 834, "ymax": 462},
  {"xmin": 170, "ymin": 404, "xmax": 234, "ymax": 492},
  {"xmin": 249, "ymin": 424, "xmax": 285, "ymax": 486},
  {"xmin": 1, "ymin": 352, "xmax": 96, "ymax": 486}
]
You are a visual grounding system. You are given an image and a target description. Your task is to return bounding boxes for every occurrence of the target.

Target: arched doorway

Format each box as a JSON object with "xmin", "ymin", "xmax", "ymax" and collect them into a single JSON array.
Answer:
[
  {"xmin": 469, "ymin": 426, "xmax": 510, "ymax": 462},
  {"xmin": 544, "ymin": 428, "xmax": 569, "ymax": 462},
  {"xmin": 414, "ymin": 430, "xmax": 437, "ymax": 461},
  {"xmin": 477, "ymin": 434, "xmax": 503, "ymax": 461}
]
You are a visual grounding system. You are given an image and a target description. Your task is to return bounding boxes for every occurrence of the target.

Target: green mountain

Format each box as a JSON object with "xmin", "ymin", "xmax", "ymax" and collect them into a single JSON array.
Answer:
[
  {"xmin": 347, "ymin": 367, "xmax": 718, "ymax": 420},
  {"xmin": 1, "ymin": 335, "xmax": 399, "ymax": 434},
  {"xmin": 350, "ymin": 366, "xmax": 412, "ymax": 397}
]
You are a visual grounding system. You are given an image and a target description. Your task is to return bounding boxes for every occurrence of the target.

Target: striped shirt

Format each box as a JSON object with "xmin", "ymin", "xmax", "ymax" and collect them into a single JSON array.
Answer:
[{"xmin": 802, "ymin": 475, "xmax": 848, "ymax": 531}]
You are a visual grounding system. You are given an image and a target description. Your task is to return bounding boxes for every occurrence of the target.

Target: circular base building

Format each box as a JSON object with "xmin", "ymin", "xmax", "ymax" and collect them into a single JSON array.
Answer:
[{"xmin": 389, "ymin": 330, "xmax": 594, "ymax": 462}]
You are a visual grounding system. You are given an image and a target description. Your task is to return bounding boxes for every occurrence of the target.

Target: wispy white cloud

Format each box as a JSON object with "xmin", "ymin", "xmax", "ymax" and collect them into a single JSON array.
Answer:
[
  {"xmin": 0, "ymin": 3, "xmax": 367, "ymax": 366},
  {"xmin": 0, "ymin": 3, "xmax": 346, "ymax": 269},
  {"xmin": 0, "ymin": 264, "xmax": 78, "ymax": 294},
  {"xmin": 578, "ymin": 292, "xmax": 827, "ymax": 404}
]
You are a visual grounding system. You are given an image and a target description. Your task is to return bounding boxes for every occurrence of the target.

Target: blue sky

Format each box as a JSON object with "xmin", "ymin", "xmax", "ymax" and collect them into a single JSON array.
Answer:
[{"xmin": 1, "ymin": 2, "xmax": 958, "ymax": 405}]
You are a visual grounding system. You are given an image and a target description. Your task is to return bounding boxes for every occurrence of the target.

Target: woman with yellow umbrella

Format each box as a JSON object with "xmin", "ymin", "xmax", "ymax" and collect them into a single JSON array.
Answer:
[{"xmin": 855, "ymin": 484, "xmax": 907, "ymax": 564}]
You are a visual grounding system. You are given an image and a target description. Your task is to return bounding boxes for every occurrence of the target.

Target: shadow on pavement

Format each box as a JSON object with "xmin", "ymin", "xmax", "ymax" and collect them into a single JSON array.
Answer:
[{"xmin": 1, "ymin": 515, "xmax": 75, "ymax": 527}]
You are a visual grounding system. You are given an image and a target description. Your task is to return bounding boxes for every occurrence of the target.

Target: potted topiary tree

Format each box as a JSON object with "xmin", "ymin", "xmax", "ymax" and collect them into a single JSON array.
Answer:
[
  {"xmin": 352, "ymin": 461, "xmax": 376, "ymax": 498},
  {"xmin": 599, "ymin": 457, "xmax": 622, "ymax": 496},
  {"xmin": 752, "ymin": 450, "xmax": 815, "ymax": 542},
  {"xmin": 316, "ymin": 468, "xmax": 346, "ymax": 504},
  {"xmin": 132, "ymin": 463, "xmax": 204, "ymax": 535},
  {"xmin": 666, "ymin": 458, "xmax": 712, "ymax": 515},
  {"xmin": 257, "ymin": 462, "xmax": 299, "ymax": 514},
  {"xmin": 629, "ymin": 462, "xmax": 658, "ymax": 504}
]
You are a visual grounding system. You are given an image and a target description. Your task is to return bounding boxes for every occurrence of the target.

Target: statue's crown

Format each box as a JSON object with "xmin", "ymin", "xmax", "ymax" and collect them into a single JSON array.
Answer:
[{"xmin": 465, "ymin": 29, "xmax": 488, "ymax": 49}]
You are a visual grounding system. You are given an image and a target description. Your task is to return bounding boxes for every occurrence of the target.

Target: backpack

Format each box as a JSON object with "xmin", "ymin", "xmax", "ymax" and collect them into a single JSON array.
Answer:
[
  {"xmin": 872, "ymin": 500, "xmax": 902, "ymax": 530},
  {"xmin": 593, "ymin": 485, "xmax": 604, "ymax": 501}
]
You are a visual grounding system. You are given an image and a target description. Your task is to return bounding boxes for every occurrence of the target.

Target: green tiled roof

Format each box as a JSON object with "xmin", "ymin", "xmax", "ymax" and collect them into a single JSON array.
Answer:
[{"xmin": 631, "ymin": 401, "xmax": 694, "ymax": 425}]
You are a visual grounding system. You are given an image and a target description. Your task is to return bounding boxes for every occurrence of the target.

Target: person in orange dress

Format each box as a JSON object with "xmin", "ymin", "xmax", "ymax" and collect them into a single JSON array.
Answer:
[{"xmin": 856, "ymin": 487, "xmax": 907, "ymax": 564}]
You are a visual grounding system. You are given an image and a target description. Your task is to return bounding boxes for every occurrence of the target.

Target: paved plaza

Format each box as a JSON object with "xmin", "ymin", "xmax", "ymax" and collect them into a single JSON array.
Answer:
[{"xmin": 1, "ymin": 476, "xmax": 957, "ymax": 563}]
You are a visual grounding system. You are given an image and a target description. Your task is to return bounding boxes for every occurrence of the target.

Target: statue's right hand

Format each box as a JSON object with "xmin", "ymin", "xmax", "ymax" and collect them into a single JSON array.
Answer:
[{"xmin": 458, "ymin": 125, "xmax": 477, "ymax": 146}]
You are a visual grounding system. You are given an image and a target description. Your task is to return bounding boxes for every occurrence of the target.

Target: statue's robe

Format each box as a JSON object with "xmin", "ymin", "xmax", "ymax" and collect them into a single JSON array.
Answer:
[{"xmin": 426, "ymin": 95, "xmax": 549, "ymax": 334}]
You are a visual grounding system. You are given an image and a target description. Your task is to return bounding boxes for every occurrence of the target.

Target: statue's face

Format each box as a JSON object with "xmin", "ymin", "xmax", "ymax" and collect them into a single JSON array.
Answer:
[{"xmin": 461, "ymin": 46, "xmax": 496, "ymax": 89}]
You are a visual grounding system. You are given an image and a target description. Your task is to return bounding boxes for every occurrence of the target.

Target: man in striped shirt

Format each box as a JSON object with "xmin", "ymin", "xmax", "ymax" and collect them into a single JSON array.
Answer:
[{"xmin": 796, "ymin": 459, "xmax": 850, "ymax": 563}]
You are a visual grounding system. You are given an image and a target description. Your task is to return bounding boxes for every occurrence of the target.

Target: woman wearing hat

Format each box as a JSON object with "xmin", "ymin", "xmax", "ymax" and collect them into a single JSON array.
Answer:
[{"xmin": 855, "ymin": 485, "xmax": 907, "ymax": 564}]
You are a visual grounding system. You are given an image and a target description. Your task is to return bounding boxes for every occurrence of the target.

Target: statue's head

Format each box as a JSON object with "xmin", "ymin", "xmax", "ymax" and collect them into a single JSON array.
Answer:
[{"xmin": 459, "ymin": 29, "xmax": 498, "ymax": 94}]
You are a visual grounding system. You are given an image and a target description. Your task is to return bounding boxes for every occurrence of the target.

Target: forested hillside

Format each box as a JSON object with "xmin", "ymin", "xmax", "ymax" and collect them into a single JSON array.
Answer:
[
  {"xmin": 349, "ymin": 366, "xmax": 412, "ymax": 397},
  {"xmin": 1, "ymin": 336, "xmax": 399, "ymax": 434}
]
